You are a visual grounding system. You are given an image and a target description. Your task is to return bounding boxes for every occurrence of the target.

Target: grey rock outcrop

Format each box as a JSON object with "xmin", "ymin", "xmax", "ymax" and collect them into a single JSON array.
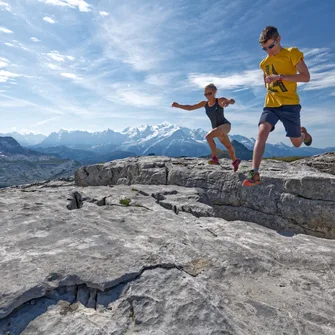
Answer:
[
  {"xmin": 0, "ymin": 137, "xmax": 81, "ymax": 187},
  {"xmin": 0, "ymin": 180, "xmax": 334, "ymax": 334},
  {"xmin": 75, "ymin": 155, "xmax": 335, "ymax": 239},
  {"xmin": 292, "ymin": 152, "xmax": 335, "ymax": 175}
]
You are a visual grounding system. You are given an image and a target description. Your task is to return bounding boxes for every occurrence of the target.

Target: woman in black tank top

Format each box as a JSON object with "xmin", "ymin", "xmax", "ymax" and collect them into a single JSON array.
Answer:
[{"xmin": 171, "ymin": 83, "xmax": 241, "ymax": 171}]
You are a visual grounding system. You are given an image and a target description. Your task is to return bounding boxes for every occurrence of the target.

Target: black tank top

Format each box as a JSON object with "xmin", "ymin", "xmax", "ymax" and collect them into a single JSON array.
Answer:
[{"xmin": 205, "ymin": 98, "xmax": 228, "ymax": 129}]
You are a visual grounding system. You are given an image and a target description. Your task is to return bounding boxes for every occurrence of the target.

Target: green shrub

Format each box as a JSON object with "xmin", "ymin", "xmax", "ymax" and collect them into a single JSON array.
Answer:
[{"xmin": 119, "ymin": 197, "xmax": 131, "ymax": 206}]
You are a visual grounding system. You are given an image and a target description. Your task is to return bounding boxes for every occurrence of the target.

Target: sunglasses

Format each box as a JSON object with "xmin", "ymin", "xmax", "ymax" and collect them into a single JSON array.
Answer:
[
  {"xmin": 204, "ymin": 92, "xmax": 213, "ymax": 97},
  {"xmin": 262, "ymin": 38, "xmax": 278, "ymax": 51}
]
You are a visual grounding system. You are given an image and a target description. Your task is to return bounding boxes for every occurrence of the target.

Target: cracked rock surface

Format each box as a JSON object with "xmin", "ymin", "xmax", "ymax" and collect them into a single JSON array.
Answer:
[
  {"xmin": 75, "ymin": 155, "xmax": 335, "ymax": 238},
  {"xmin": 0, "ymin": 175, "xmax": 335, "ymax": 334}
]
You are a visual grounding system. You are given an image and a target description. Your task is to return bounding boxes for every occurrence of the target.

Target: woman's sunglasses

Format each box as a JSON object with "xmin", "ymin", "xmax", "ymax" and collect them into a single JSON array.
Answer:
[
  {"xmin": 204, "ymin": 92, "xmax": 213, "ymax": 97},
  {"xmin": 262, "ymin": 38, "xmax": 278, "ymax": 51}
]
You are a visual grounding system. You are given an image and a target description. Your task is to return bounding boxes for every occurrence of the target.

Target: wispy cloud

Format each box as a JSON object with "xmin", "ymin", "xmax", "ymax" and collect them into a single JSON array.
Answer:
[
  {"xmin": 97, "ymin": 3, "xmax": 173, "ymax": 71},
  {"xmin": 47, "ymin": 63, "xmax": 61, "ymax": 70},
  {"xmin": 3, "ymin": 40, "xmax": 29, "ymax": 51},
  {"xmin": 0, "ymin": 70, "xmax": 20, "ymax": 83},
  {"xmin": 46, "ymin": 51, "xmax": 75, "ymax": 62},
  {"xmin": 301, "ymin": 48, "xmax": 335, "ymax": 91},
  {"xmin": 188, "ymin": 70, "xmax": 263, "ymax": 90},
  {"xmin": 304, "ymin": 68, "xmax": 335, "ymax": 90},
  {"xmin": 30, "ymin": 37, "xmax": 41, "ymax": 42},
  {"xmin": 116, "ymin": 88, "xmax": 162, "ymax": 107},
  {"xmin": 145, "ymin": 73, "xmax": 180, "ymax": 87},
  {"xmin": 99, "ymin": 11, "xmax": 109, "ymax": 16},
  {"xmin": 43, "ymin": 16, "xmax": 56, "ymax": 24},
  {"xmin": 0, "ymin": 57, "xmax": 8, "ymax": 68},
  {"xmin": 39, "ymin": 0, "xmax": 91, "ymax": 12},
  {"xmin": 0, "ymin": 26, "xmax": 13, "ymax": 33},
  {"xmin": 61, "ymin": 72, "xmax": 81, "ymax": 80},
  {"xmin": 0, "ymin": 1, "xmax": 11, "ymax": 13},
  {"xmin": 33, "ymin": 116, "xmax": 60, "ymax": 127}
]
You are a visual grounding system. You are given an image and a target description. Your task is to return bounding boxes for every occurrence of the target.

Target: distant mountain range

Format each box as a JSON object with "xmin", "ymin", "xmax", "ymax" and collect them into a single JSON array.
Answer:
[
  {"xmin": 1, "ymin": 122, "xmax": 334, "ymax": 162},
  {"xmin": 0, "ymin": 132, "xmax": 46, "ymax": 146},
  {"xmin": 0, "ymin": 137, "xmax": 80, "ymax": 187}
]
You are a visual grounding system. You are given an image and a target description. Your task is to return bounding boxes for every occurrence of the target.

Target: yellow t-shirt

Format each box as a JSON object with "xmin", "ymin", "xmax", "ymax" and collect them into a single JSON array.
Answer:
[{"xmin": 260, "ymin": 47, "xmax": 304, "ymax": 107}]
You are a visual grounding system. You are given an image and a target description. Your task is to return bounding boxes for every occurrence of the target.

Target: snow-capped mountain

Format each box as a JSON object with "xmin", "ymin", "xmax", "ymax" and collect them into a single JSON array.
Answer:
[
  {"xmin": 120, "ymin": 122, "xmax": 209, "ymax": 156},
  {"xmin": 11, "ymin": 121, "xmax": 334, "ymax": 159},
  {"xmin": 229, "ymin": 135, "xmax": 255, "ymax": 150},
  {"xmin": 38, "ymin": 129, "xmax": 126, "ymax": 149}
]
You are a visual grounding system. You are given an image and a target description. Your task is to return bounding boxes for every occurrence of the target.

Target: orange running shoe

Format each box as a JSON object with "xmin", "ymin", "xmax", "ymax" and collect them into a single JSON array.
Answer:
[
  {"xmin": 242, "ymin": 170, "xmax": 261, "ymax": 187},
  {"xmin": 301, "ymin": 127, "xmax": 312, "ymax": 146}
]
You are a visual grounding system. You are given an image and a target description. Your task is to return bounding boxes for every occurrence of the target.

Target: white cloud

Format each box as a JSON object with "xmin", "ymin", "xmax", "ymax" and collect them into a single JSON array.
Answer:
[
  {"xmin": 0, "ymin": 1, "xmax": 11, "ymax": 12},
  {"xmin": 0, "ymin": 70, "xmax": 20, "ymax": 83},
  {"xmin": 3, "ymin": 40, "xmax": 29, "ymax": 51},
  {"xmin": 145, "ymin": 73, "xmax": 179, "ymax": 87},
  {"xmin": 43, "ymin": 16, "xmax": 56, "ymax": 24},
  {"xmin": 31, "ymin": 37, "xmax": 41, "ymax": 42},
  {"xmin": 34, "ymin": 116, "xmax": 60, "ymax": 126},
  {"xmin": 99, "ymin": 11, "xmax": 109, "ymax": 16},
  {"xmin": 303, "ymin": 68, "xmax": 335, "ymax": 91},
  {"xmin": 303, "ymin": 48, "xmax": 330, "ymax": 66},
  {"xmin": 61, "ymin": 72, "xmax": 81, "ymax": 80},
  {"xmin": 39, "ymin": 0, "xmax": 91, "ymax": 12},
  {"xmin": 300, "ymin": 49, "xmax": 335, "ymax": 91},
  {"xmin": 0, "ymin": 26, "xmax": 13, "ymax": 33},
  {"xmin": 116, "ymin": 89, "xmax": 162, "ymax": 107},
  {"xmin": 48, "ymin": 63, "xmax": 61, "ymax": 70},
  {"xmin": 233, "ymin": 87, "xmax": 249, "ymax": 93},
  {"xmin": 98, "ymin": 4, "xmax": 172, "ymax": 71},
  {"xmin": 188, "ymin": 70, "xmax": 263, "ymax": 90},
  {"xmin": 46, "ymin": 51, "xmax": 75, "ymax": 62},
  {"xmin": 0, "ymin": 58, "xmax": 8, "ymax": 68},
  {"xmin": 47, "ymin": 51, "xmax": 65, "ymax": 61}
]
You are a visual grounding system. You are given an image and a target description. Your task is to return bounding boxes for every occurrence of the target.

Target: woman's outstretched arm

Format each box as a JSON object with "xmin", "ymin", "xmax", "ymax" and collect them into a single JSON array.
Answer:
[{"xmin": 171, "ymin": 101, "xmax": 206, "ymax": 110}]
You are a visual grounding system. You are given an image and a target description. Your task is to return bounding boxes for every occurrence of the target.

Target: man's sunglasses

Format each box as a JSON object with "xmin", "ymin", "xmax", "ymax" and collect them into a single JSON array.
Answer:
[
  {"xmin": 204, "ymin": 92, "xmax": 213, "ymax": 97},
  {"xmin": 262, "ymin": 38, "xmax": 278, "ymax": 51}
]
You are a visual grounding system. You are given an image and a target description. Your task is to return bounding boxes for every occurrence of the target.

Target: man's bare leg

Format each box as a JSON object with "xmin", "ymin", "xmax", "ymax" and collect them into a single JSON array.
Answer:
[{"xmin": 252, "ymin": 122, "xmax": 272, "ymax": 170}]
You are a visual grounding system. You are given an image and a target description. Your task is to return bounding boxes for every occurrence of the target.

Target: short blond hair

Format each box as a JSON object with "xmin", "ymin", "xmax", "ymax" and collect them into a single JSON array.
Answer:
[{"xmin": 205, "ymin": 83, "xmax": 217, "ymax": 92}]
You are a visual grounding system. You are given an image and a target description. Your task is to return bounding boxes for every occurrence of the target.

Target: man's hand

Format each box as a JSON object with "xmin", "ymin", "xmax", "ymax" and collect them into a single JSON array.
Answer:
[
  {"xmin": 171, "ymin": 102, "xmax": 180, "ymax": 108},
  {"xmin": 265, "ymin": 74, "xmax": 280, "ymax": 84}
]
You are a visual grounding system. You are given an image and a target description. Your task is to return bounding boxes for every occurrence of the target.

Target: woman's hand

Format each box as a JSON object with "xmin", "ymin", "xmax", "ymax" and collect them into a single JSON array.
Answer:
[
  {"xmin": 171, "ymin": 102, "xmax": 180, "ymax": 108},
  {"xmin": 220, "ymin": 98, "xmax": 235, "ymax": 107}
]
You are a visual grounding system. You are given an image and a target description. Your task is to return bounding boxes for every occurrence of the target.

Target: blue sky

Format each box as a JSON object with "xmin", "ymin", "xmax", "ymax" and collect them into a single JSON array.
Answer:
[{"xmin": 0, "ymin": 0, "xmax": 334, "ymax": 148}]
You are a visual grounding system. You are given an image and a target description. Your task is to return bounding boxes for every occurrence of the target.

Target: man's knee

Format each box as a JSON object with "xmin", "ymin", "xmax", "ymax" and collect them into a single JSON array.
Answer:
[
  {"xmin": 290, "ymin": 138, "xmax": 302, "ymax": 147},
  {"xmin": 257, "ymin": 122, "xmax": 272, "ymax": 140}
]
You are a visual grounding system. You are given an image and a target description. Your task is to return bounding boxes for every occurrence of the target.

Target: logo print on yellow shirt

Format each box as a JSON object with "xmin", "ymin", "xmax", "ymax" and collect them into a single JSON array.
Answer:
[{"xmin": 265, "ymin": 64, "xmax": 288, "ymax": 93}]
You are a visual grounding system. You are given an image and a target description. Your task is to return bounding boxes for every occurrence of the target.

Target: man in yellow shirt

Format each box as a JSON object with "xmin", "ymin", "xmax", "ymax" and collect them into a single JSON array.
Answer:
[{"xmin": 243, "ymin": 26, "xmax": 313, "ymax": 187}]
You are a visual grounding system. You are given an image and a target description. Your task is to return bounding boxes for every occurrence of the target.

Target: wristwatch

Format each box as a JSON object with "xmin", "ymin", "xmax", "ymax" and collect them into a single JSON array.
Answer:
[{"xmin": 279, "ymin": 74, "xmax": 284, "ymax": 81}]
